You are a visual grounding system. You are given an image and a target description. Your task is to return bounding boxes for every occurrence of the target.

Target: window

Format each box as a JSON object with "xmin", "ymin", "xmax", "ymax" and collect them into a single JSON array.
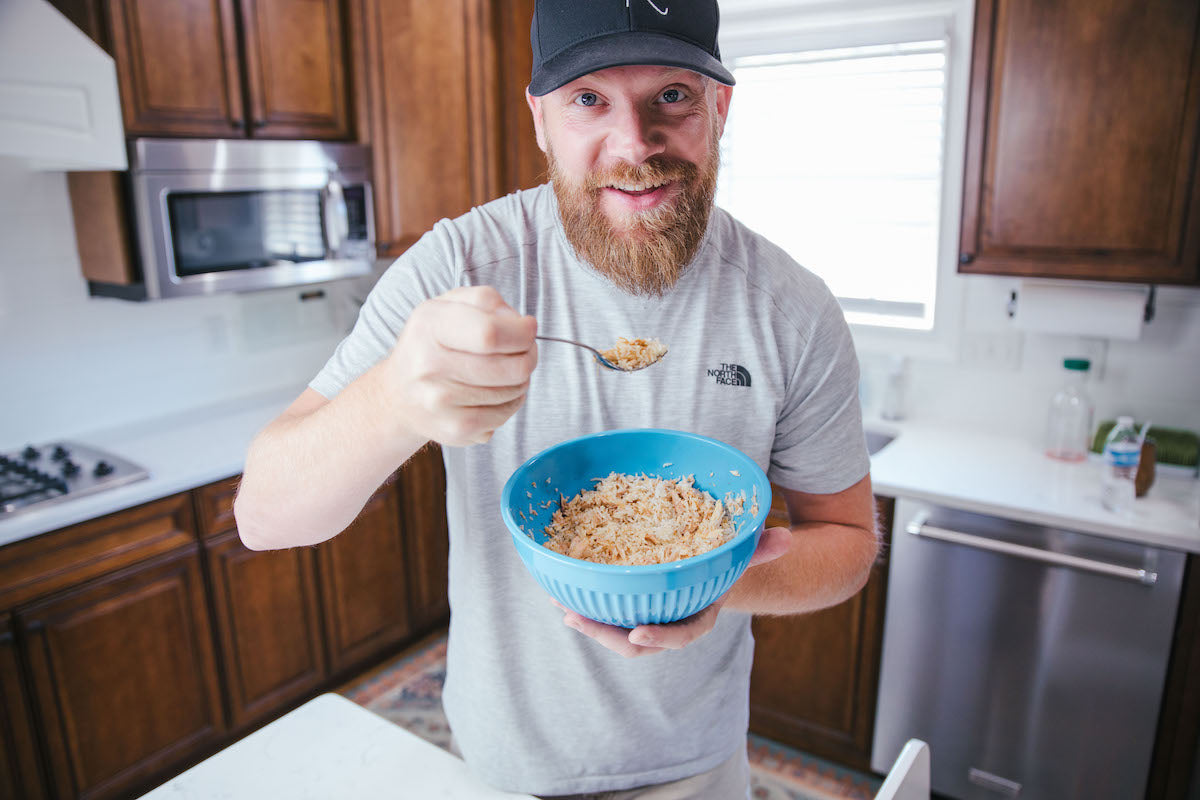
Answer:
[
  {"xmin": 716, "ymin": 41, "xmax": 946, "ymax": 330},
  {"xmin": 715, "ymin": 0, "xmax": 973, "ymax": 349}
]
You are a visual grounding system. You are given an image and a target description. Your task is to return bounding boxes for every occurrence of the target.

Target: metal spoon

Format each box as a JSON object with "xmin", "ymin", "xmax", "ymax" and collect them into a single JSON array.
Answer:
[{"xmin": 535, "ymin": 336, "xmax": 661, "ymax": 372}]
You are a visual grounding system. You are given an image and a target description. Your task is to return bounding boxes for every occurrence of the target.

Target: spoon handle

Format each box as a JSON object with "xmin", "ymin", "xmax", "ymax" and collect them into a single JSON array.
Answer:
[{"xmin": 535, "ymin": 336, "xmax": 621, "ymax": 370}]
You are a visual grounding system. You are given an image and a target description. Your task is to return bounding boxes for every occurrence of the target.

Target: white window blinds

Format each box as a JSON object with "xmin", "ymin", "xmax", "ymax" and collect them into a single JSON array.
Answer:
[{"xmin": 715, "ymin": 40, "xmax": 947, "ymax": 329}]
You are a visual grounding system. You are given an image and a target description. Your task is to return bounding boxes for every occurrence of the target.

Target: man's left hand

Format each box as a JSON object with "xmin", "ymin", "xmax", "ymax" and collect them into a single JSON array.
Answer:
[{"xmin": 555, "ymin": 526, "xmax": 793, "ymax": 658}]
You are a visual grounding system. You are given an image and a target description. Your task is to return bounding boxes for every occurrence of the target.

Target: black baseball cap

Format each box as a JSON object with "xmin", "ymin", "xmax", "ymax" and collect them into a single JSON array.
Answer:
[{"xmin": 529, "ymin": 0, "xmax": 736, "ymax": 96}]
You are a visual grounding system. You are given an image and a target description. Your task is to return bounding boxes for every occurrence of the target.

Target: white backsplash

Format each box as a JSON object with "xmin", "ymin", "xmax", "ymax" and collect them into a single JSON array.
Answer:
[
  {"xmin": 0, "ymin": 162, "xmax": 364, "ymax": 448},
  {"xmin": 857, "ymin": 275, "xmax": 1200, "ymax": 442}
]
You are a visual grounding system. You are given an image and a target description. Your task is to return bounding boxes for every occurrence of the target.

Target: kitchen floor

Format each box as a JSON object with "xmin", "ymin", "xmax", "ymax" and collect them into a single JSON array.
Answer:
[{"xmin": 338, "ymin": 628, "xmax": 882, "ymax": 800}]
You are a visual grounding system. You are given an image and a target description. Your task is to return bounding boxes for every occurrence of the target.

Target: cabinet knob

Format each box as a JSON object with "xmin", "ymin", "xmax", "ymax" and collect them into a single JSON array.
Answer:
[
  {"xmin": 959, "ymin": 252, "xmax": 975, "ymax": 265},
  {"xmin": 0, "ymin": 630, "xmax": 12, "ymax": 646},
  {"xmin": 231, "ymin": 120, "xmax": 244, "ymax": 131}
]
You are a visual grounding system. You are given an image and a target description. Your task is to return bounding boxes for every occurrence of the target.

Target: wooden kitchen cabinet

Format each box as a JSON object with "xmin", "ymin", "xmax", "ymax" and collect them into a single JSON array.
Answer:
[
  {"xmin": 748, "ymin": 494, "xmax": 894, "ymax": 772},
  {"xmin": 54, "ymin": 0, "xmax": 354, "ymax": 140},
  {"xmin": 958, "ymin": 0, "xmax": 1200, "ymax": 285},
  {"xmin": 239, "ymin": 0, "xmax": 354, "ymax": 139},
  {"xmin": 396, "ymin": 446, "xmax": 451, "ymax": 631},
  {"xmin": 17, "ymin": 545, "xmax": 225, "ymax": 800},
  {"xmin": 0, "ymin": 613, "xmax": 47, "ymax": 800},
  {"xmin": 196, "ymin": 476, "xmax": 330, "ymax": 733},
  {"xmin": 313, "ymin": 482, "xmax": 414, "ymax": 675}
]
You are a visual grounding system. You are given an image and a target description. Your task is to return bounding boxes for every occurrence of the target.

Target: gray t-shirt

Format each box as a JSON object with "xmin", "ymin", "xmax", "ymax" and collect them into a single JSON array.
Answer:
[{"xmin": 310, "ymin": 183, "xmax": 869, "ymax": 795}]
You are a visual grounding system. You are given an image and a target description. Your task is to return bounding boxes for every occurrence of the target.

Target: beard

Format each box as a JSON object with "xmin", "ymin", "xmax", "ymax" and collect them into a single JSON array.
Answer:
[{"xmin": 548, "ymin": 132, "xmax": 720, "ymax": 297}]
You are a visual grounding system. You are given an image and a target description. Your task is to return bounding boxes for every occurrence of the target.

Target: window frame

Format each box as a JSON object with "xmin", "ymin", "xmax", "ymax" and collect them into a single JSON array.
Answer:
[{"xmin": 717, "ymin": 0, "xmax": 976, "ymax": 360}]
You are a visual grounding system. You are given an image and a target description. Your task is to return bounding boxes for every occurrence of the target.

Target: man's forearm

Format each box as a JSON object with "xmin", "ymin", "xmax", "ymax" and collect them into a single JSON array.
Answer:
[
  {"xmin": 722, "ymin": 520, "xmax": 879, "ymax": 615},
  {"xmin": 234, "ymin": 363, "xmax": 427, "ymax": 551}
]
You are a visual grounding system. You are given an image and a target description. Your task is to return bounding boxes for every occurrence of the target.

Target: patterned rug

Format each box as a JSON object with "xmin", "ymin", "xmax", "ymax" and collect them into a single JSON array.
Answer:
[{"xmin": 341, "ymin": 632, "xmax": 881, "ymax": 799}]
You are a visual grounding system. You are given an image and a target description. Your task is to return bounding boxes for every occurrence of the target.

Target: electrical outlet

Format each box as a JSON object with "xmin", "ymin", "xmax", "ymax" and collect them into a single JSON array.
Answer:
[{"xmin": 959, "ymin": 330, "xmax": 1024, "ymax": 371}]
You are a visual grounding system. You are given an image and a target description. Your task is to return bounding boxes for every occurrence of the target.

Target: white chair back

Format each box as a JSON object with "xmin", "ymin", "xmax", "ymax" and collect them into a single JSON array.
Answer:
[{"xmin": 875, "ymin": 739, "xmax": 930, "ymax": 800}]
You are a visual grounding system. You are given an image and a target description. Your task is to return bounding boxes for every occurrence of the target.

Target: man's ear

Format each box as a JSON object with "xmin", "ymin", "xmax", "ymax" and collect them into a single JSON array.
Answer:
[
  {"xmin": 526, "ymin": 89, "xmax": 548, "ymax": 153},
  {"xmin": 714, "ymin": 83, "xmax": 733, "ymax": 138}
]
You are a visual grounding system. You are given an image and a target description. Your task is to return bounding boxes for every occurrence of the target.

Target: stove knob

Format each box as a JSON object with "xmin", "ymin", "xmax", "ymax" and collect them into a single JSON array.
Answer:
[
  {"xmin": 22, "ymin": 446, "xmax": 40, "ymax": 461},
  {"xmin": 61, "ymin": 459, "xmax": 80, "ymax": 477},
  {"xmin": 94, "ymin": 461, "xmax": 114, "ymax": 477},
  {"xmin": 52, "ymin": 445, "xmax": 69, "ymax": 461}
]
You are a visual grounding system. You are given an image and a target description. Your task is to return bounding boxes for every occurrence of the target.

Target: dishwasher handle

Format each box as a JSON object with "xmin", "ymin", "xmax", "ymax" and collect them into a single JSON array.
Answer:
[{"xmin": 906, "ymin": 511, "xmax": 1159, "ymax": 586}]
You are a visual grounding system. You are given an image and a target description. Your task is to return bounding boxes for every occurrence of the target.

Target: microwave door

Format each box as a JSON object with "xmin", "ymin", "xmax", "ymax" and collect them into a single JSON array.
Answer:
[{"xmin": 133, "ymin": 168, "xmax": 370, "ymax": 299}]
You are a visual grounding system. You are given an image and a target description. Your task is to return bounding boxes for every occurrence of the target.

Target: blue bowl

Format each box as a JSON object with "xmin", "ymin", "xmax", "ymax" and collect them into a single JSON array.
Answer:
[{"xmin": 501, "ymin": 429, "xmax": 771, "ymax": 628}]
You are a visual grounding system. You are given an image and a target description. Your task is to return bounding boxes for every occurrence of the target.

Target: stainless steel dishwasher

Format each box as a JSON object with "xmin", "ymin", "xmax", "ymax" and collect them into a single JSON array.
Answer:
[{"xmin": 871, "ymin": 497, "xmax": 1186, "ymax": 799}]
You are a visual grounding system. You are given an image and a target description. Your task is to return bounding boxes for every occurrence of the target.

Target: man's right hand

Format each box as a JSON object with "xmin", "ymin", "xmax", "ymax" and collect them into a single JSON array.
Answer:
[{"xmin": 382, "ymin": 285, "xmax": 538, "ymax": 446}]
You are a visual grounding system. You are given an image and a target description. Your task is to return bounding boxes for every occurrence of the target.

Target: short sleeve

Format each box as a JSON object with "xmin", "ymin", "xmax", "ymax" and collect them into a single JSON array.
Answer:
[
  {"xmin": 309, "ymin": 220, "xmax": 463, "ymax": 399},
  {"xmin": 768, "ymin": 294, "xmax": 870, "ymax": 493}
]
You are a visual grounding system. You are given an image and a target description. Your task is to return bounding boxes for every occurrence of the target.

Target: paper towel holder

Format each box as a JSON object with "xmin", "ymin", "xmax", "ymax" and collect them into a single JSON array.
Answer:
[{"xmin": 1006, "ymin": 285, "xmax": 1156, "ymax": 323}]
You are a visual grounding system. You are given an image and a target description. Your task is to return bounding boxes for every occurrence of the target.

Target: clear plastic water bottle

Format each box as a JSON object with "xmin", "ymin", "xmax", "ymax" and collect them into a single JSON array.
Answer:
[
  {"xmin": 1101, "ymin": 416, "xmax": 1141, "ymax": 513},
  {"xmin": 1044, "ymin": 358, "xmax": 1093, "ymax": 462}
]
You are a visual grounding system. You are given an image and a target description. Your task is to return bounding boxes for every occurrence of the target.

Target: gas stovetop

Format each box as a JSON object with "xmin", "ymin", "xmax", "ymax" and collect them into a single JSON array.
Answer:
[{"xmin": 0, "ymin": 441, "xmax": 149, "ymax": 518}]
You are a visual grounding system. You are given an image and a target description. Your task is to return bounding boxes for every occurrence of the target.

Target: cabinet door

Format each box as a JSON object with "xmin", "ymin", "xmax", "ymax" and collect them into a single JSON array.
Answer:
[
  {"xmin": 314, "ymin": 485, "xmax": 412, "ymax": 674},
  {"xmin": 397, "ymin": 447, "xmax": 450, "ymax": 632},
  {"xmin": 18, "ymin": 548, "xmax": 225, "ymax": 800},
  {"xmin": 360, "ymin": 0, "xmax": 475, "ymax": 256},
  {"xmin": 240, "ymin": 0, "xmax": 353, "ymax": 139},
  {"xmin": 748, "ymin": 494, "xmax": 893, "ymax": 772},
  {"xmin": 204, "ymin": 530, "xmax": 327, "ymax": 732},
  {"xmin": 959, "ymin": 0, "xmax": 1200, "ymax": 284},
  {"xmin": 108, "ymin": 0, "xmax": 246, "ymax": 137},
  {"xmin": 0, "ymin": 614, "xmax": 46, "ymax": 800}
]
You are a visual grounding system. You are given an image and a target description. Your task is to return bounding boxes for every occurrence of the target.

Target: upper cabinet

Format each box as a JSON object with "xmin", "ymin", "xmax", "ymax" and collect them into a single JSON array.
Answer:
[
  {"xmin": 61, "ymin": 0, "xmax": 353, "ymax": 140},
  {"xmin": 358, "ymin": 0, "xmax": 542, "ymax": 257},
  {"xmin": 958, "ymin": 0, "xmax": 1200, "ymax": 285}
]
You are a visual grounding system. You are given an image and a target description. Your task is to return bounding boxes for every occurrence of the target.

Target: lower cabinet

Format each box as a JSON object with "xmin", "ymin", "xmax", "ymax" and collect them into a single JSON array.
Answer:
[
  {"xmin": 203, "ymin": 530, "xmax": 327, "ymax": 733},
  {"xmin": 314, "ymin": 483, "xmax": 413, "ymax": 674},
  {"xmin": 397, "ymin": 446, "xmax": 451, "ymax": 631},
  {"xmin": 16, "ymin": 546, "xmax": 225, "ymax": 800},
  {"xmin": 1, "ymin": 613, "xmax": 46, "ymax": 800},
  {"xmin": 748, "ymin": 493, "xmax": 894, "ymax": 773}
]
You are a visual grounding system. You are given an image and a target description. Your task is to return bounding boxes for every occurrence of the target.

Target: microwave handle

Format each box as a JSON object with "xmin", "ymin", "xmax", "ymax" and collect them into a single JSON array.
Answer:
[{"xmin": 323, "ymin": 179, "xmax": 349, "ymax": 252}]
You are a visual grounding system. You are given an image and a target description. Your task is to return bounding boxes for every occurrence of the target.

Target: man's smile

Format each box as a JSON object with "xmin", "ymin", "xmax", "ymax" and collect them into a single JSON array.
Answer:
[{"xmin": 601, "ymin": 179, "xmax": 678, "ymax": 212}]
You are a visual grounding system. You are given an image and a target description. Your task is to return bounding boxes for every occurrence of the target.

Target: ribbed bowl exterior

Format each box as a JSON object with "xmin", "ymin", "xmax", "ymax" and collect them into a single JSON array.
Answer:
[{"xmin": 502, "ymin": 429, "xmax": 771, "ymax": 628}]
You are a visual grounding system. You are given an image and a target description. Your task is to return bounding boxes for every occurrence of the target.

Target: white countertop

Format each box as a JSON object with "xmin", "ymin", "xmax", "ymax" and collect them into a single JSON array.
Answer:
[
  {"xmin": 867, "ymin": 418, "xmax": 1200, "ymax": 553},
  {"xmin": 3, "ymin": 396, "xmax": 1198, "ymax": 554},
  {"xmin": 136, "ymin": 693, "xmax": 535, "ymax": 799},
  {"xmin": 0, "ymin": 386, "xmax": 304, "ymax": 548}
]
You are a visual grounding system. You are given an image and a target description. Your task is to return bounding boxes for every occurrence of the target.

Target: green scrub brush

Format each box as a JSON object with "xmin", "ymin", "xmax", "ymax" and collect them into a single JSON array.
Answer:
[{"xmin": 1091, "ymin": 421, "xmax": 1199, "ymax": 469}]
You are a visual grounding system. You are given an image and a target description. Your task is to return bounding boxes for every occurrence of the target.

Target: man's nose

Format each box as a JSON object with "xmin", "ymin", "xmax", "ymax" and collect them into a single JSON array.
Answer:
[{"xmin": 606, "ymin": 105, "xmax": 666, "ymax": 164}]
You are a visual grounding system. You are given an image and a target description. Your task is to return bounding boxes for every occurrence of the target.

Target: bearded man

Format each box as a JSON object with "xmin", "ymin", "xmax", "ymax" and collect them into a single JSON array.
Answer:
[{"xmin": 234, "ymin": 1, "xmax": 878, "ymax": 797}]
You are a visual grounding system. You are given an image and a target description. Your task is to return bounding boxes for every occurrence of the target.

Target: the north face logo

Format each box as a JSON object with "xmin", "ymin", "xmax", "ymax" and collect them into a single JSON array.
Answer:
[{"xmin": 708, "ymin": 363, "xmax": 752, "ymax": 387}]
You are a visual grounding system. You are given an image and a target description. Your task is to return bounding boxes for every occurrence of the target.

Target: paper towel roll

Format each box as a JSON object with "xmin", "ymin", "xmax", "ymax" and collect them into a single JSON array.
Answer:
[{"xmin": 1012, "ymin": 281, "xmax": 1148, "ymax": 340}]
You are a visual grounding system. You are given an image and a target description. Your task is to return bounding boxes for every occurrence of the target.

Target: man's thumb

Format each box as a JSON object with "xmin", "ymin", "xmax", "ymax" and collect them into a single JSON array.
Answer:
[{"xmin": 747, "ymin": 526, "xmax": 793, "ymax": 568}]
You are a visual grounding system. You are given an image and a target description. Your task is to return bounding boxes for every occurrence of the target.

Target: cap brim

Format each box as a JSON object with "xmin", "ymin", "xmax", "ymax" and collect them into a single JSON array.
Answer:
[{"xmin": 529, "ymin": 31, "xmax": 735, "ymax": 96}]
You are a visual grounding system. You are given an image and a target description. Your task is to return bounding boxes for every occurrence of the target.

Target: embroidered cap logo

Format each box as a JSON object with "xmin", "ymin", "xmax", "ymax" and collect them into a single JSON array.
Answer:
[{"xmin": 628, "ymin": 0, "xmax": 670, "ymax": 14}]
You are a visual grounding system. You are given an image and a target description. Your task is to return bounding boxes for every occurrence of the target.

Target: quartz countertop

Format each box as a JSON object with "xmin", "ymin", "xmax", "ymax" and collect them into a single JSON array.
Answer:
[
  {"xmin": 3, "ymin": 397, "xmax": 1198, "ymax": 554},
  {"xmin": 136, "ymin": 693, "xmax": 535, "ymax": 799},
  {"xmin": 0, "ymin": 386, "xmax": 304, "ymax": 548},
  {"xmin": 867, "ymin": 418, "xmax": 1200, "ymax": 554}
]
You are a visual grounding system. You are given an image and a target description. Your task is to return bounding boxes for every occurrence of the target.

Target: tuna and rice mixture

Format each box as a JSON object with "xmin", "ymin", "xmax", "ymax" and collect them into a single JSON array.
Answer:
[
  {"xmin": 542, "ymin": 472, "xmax": 743, "ymax": 565},
  {"xmin": 600, "ymin": 337, "xmax": 668, "ymax": 371}
]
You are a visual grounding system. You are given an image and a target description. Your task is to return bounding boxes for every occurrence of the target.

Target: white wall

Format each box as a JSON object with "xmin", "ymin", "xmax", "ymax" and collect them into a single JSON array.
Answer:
[
  {"xmin": 0, "ymin": 161, "xmax": 368, "ymax": 448},
  {"xmin": 856, "ymin": 275, "xmax": 1200, "ymax": 441}
]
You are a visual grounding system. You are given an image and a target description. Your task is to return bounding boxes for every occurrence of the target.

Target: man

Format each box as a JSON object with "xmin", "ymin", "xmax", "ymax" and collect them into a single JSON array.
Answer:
[{"xmin": 234, "ymin": 1, "xmax": 878, "ymax": 797}]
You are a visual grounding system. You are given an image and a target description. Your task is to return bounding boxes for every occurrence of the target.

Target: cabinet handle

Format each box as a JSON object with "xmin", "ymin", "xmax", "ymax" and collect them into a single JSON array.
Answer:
[
  {"xmin": 231, "ymin": 120, "xmax": 245, "ymax": 131},
  {"xmin": 958, "ymin": 252, "xmax": 975, "ymax": 265},
  {"xmin": 23, "ymin": 620, "xmax": 45, "ymax": 634},
  {"xmin": 0, "ymin": 630, "xmax": 12, "ymax": 646}
]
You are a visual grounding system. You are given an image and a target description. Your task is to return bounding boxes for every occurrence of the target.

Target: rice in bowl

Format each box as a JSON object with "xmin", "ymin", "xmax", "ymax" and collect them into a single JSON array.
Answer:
[{"xmin": 543, "ymin": 472, "xmax": 742, "ymax": 566}]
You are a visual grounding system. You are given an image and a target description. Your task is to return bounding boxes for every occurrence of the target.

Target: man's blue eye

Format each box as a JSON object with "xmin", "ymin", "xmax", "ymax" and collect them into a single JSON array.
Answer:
[
  {"xmin": 577, "ymin": 93, "xmax": 598, "ymax": 106},
  {"xmin": 662, "ymin": 88, "xmax": 682, "ymax": 103}
]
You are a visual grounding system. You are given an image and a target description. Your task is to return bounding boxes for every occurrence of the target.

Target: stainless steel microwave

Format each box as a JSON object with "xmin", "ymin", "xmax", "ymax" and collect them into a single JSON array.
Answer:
[{"xmin": 102, "ymin": 138, "xmax": 375, "ymax": 300}]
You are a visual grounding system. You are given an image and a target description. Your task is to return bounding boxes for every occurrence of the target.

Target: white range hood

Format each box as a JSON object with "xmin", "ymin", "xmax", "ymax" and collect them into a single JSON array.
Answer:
[{"xmin": 0, "ymin": 0, "xmax": 126, "ymax": 170}]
